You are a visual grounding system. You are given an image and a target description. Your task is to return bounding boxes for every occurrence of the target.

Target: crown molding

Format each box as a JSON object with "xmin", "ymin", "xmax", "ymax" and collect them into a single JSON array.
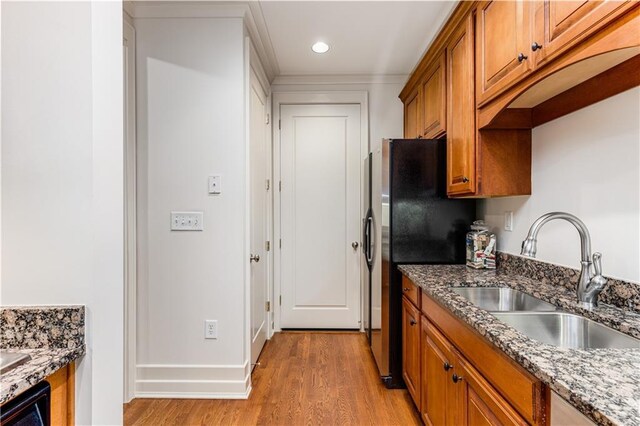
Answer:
[
  {"xmin": 130, "ymin": 1, "xmax": 279, "ymax": 82},
  {"xmin": 272, "ymin": 74, "xmax": 409, "ymax": 86}
]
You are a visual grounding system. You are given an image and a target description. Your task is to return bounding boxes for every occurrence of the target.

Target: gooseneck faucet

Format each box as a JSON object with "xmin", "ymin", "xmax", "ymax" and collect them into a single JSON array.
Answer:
[{"xmin": 521, "ymin": 212, "xmax": 607, "ymax": 308}]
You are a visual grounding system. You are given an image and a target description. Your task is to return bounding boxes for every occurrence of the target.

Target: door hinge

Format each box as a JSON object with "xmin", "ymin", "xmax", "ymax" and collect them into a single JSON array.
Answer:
[
  {"xmin": 279, "ymin": 295, "xmax": 282, "ymax": 306},
  {"xmin": 265, "ymin": 241, "xmax": 270, "ymax": 251},
  {"xmin": 278, "ymin": 119, "xmax": 281, "ymax": 130},
  {"xmin": 279, "ymin": 181, "xmax": 282, "ymax": 192},
  {"xmin": 266, "ymin": 301, "xmax": 271, "ymax": 312},
  {"xmin": 266, "ymin": 113, "xmax": 270, "ymax": 125},
  {"xmin": 266, "ymin": 179, "xmax": 270, "ymax": 191},
  {"xmin": 279, "ymin": 239, "xmax": 282, "ymax": 249}
]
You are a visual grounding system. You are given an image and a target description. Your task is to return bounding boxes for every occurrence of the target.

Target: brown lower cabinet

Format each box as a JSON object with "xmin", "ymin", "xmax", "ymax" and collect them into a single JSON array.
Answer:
[
  {"xmin": 402, "ymin": 296, "xmax": 421, "ymax": 407},
  {"xmin": 402, "ymin": 276, "xmax": 548, "ymax": 425}
]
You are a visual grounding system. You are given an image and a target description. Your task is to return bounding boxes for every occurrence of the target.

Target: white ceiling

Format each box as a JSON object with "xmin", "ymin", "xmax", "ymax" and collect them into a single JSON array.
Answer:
[{"xmin": 258, "ymin": 1, "xmax": 456, "ymax": 76}]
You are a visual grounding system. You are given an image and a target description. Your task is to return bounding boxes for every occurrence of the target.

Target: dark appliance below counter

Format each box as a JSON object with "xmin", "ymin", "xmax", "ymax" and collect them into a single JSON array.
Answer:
[{"xmin": 0, "ymin": 381, "xmax": 50, "ymax": 426}]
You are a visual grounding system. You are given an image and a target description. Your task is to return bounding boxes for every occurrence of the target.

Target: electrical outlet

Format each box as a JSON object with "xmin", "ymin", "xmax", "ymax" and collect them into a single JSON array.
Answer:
[
  {"xmin": 208, "ymin": 175, "xmax": 221, "ymax": 194},
  {"xmin": 204, "ymin": 320, "xmax": 218, "ymax": 339},
  {"xmin": 171, "ymin": 212, "xmax": 204, "ymax": 231},
  {"xmin": 504, "ymin": 211, "xmax": 514, "ymax": 232}
]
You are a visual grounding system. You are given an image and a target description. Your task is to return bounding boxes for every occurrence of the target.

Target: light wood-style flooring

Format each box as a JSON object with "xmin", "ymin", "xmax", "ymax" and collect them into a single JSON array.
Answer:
[{"xmin": 124, "ymin": 332, "xmax": 421, "ymax": 425}]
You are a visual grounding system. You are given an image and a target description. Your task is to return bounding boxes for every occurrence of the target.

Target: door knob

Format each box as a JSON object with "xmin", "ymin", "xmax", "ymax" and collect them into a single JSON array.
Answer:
[
  {"xmin": 352, "ymin": 241, "xmax": 359, "ymax": 250},
  {"xmin": 250, "ymin": 254, "xmax": 260, "ymax": 263}
]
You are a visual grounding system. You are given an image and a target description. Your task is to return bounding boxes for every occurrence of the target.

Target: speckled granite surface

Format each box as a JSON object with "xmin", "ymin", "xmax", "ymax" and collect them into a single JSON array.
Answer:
[
  {"xmin": 0, "ymin": 347, "xmax": 85, "ymax": 405},
  {"xmin": 0, "ymin": 305, "xmax": 85, "ymax": 404},
  {"xmin": 398, "ymin": 263, "xmax": 640, "ymax": 426},
  {"xmin": 498, "ymin": 252, "xmax": 640, "ymax": 312},
  {"xmin": 1, "ymin": 306, "xmax": 85, "ymax": 349}
]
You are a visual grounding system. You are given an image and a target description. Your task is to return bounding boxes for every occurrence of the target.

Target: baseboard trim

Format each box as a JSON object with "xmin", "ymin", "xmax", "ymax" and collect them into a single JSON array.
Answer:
[{"xmin": 135, "ymin": 362, "xmax": 251, "ymax": 398}]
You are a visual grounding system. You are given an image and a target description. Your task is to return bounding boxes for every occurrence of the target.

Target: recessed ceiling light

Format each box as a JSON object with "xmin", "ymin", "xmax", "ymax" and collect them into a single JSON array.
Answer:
[{"xmin": 312, "ymin": 41, "xmax": 329, "ymax": 54}]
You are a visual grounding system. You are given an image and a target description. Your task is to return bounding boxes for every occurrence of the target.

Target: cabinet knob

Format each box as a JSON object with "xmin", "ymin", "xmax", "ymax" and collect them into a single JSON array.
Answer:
[
  {"xmin": 403, "ymin": 287, "xmax": 410, "ymax": 292},
  {"xmin": 250, "ymin": 254, "xmax": 260, "ymax": 263},
  {"xmin": 462, "ymin": 177, "xmax": 469, "ymax": 183},
  {"xmin": 443, "ymin": 362, "xmax": 452, "ymax": 371},
  {"xmin": 410, "ymin": 319, "xmax": 417, "ymax": 326},
  {"xmin": 452, "ymin": 374, "xmax": 463, "ymax": 383},
  {"xmin": 417, "ymin": 135, "xmax": 423, "ymax": 139},
  {"xmin": 518, "ymin": 53, "xmax": 528, "ymax": 63},
  {"xmin": 531, "ymin": 42, "xmax": 542, "ymax": 51}
]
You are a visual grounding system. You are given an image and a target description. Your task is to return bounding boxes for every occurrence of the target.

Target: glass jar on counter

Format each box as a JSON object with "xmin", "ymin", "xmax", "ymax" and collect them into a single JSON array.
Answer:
[{"xmin": 466, "ymin": 220, "xmax": 496, "ymax": 269}]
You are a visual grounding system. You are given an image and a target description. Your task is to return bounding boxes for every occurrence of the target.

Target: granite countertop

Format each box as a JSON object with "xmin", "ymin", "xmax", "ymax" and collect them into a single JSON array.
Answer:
[
  {"xmin": 0, "ymin": 305, "xmax": 85, "ymax": 405},
  {"xmin": 0, "ymin": 346, "xmax": 85, "ymax": 405},
  {"xmin": 398, "ymin": 264, "xmax": 640, "ymax": 426}
]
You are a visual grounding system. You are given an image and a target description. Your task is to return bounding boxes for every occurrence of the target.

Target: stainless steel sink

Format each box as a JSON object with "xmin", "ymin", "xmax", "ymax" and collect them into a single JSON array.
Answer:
[
  {"xmin": 450, "ymin": 287, "xmax": 558, "ymax": 312},
  {"xmin": 492, "ymin": 312, "xmax": 640, "ymax": 349},
  {"xmin": 0, "ymin": 351, "xmax": 31, "ymax": 374}
]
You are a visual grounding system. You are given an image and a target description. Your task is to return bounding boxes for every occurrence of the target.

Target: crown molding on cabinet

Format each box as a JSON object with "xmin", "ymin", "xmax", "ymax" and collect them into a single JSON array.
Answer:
[{"xmin": 129, "ymin": 1, "xmax": 279, "ymax": 82}]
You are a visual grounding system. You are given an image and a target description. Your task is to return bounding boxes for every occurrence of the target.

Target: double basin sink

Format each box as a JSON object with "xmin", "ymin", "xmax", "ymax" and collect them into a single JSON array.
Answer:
[{"xmin": 450, "ymin": 287, "xmax": 640, "ymax": 349}]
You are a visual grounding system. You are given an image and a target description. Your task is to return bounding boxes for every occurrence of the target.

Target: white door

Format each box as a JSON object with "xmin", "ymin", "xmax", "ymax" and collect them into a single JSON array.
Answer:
[
  {"xmin": 280, "ymin": 104, "xmax": 361, "ymax": 329},
  {"xmin": 249, "ymin": 72, "xmax": 269, "ymax": 366}
]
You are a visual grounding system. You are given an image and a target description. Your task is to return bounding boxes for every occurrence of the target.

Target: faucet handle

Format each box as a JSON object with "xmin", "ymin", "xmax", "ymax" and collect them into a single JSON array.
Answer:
[{"xmin": 593, "ymin": 252, "xmax": 603, "ymax": 276}]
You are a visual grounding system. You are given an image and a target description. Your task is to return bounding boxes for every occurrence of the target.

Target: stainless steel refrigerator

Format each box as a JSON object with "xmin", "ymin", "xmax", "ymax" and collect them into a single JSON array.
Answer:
[{"xmin": 362, "ymin": 138, "xmax": 475, "ymax": 388}]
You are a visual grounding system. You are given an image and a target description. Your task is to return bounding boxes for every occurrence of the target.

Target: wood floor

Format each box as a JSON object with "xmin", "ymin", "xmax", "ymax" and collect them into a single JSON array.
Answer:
[{"xmin": 124, "ymin": 332, "xmax": 421, "ymax": 425}]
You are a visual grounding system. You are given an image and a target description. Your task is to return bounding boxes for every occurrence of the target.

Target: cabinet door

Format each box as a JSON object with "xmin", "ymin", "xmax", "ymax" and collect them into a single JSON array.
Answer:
[
  {"xmin": 402, "ymin": 297, "xmax": 421, "ymax": 406},
  {"xmin": 476, "ymin": 0, "xmax": 532, "ymax": 105},
  {"xmin": 404, "ymin": 88, "xmax": 421, "ymax": 139},
  {"xmin": 421, "ymin": 52, "xmax": 446, "ymax": 139},
  {"xmin": 446, "ymin": 13, "xmax": 476, "ymax": 195},
  {"xmin": 421, "ymin": 318, "xmax": 459, "ymax": 426},
  {"xmin": 456, "ymin": 355, "xmax": 528, "ymax": 426},
  {"xmin": 533, "ymin": 0, "xmax": 636, "ymax": 66}
]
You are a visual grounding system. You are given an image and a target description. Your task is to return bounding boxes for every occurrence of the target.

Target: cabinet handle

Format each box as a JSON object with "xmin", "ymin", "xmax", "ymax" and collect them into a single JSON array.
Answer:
[
  {"xmin": 531, "ymin": 42, "xmax": 542, "ymax": 51},
  {"xmin": 417, "ymin": 135, "xmax": 423, "ymax": 139},
  {"xmin": 462, "ymin": 177, "xmax": 469, "ymax": 183},
  {"xmin": 443, "ymin": 362, "xmax": 452, "ymax": 371},
  {"xmin": 410, "ymin": 319, "xmax": 417, "ymax": 326},
  {"xmin": 452, "ymin": 374, "xmax": 463, "ymax": 383},
  {"xmin": 518, "ymin": 53, "xmax": 528, "ymax": 63}
]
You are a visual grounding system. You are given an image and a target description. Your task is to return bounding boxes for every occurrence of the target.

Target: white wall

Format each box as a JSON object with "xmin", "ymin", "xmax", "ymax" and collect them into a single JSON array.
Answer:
[
  {"xmin": 135, "ymin": 17, "xmax": 250, "ymax": 397},
  {"xmin": 1, "ymin": 1, "xmax": 123, "ymax": 424},
  {"xmin": 480, "ymin": 87, "xmax": 640, "ymax": 283}
]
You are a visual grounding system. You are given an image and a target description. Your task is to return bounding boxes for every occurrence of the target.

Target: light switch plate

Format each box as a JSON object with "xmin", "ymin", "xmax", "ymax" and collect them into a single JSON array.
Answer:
[
  {"xmin": 171, "ymin": 212, "xmax": 204, "ymax": 231},
  {"xmin": 504, "ymin": 211, "xmax": 514, "ymax": 232},
  {"xmin": 208, "ymin": 175, "xmax": 221, "ymax": 194}
]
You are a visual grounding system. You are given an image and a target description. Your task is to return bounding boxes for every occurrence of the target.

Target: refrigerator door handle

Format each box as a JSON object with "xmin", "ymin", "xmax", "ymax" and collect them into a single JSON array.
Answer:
[
  {"xmin": 363, "ymin": 215, "xmax": 370, "ymax": 259},
  {"xmin": 366, "ymin": 216, "xmax": 374, "ymax": 264}
]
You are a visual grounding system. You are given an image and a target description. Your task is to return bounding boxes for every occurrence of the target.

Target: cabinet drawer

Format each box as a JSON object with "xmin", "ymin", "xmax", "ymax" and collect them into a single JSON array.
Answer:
[
  {"xmin": 422, "ymin": 292, "xmax": 547, "ymax": 425},
  {"xmin": 401, "ymin": 276, "xmax": 421, "ymax": 309}
]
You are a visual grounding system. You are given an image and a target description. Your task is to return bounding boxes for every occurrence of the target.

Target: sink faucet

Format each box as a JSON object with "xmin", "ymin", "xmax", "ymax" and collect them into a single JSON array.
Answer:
[{"xmin": 521, "ymin": 212, "xmax": 607, "ymax": 308}]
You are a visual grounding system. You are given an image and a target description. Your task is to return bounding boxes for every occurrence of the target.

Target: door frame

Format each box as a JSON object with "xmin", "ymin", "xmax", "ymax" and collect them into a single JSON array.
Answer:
[
  {"xmin": 123, "ymin": 17, "xmax": 136, "ymax": 403},
  {"xmin": 272, "ymin": 91, "xmax": 369, "ymax": 332}
]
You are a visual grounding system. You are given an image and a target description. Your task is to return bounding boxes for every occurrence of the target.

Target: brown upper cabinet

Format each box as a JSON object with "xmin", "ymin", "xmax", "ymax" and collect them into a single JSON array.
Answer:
[
  {"xmin": 476, "ymin": 0, "xmax": 532, "ymax": 105},
  {"xmin": 404, "ymin": 87, "xmax": 421, "ymax": 139},
  {"xmin": 532, "ymin": 0, "xmax": 638, "ymax": 67},
  {"xmin": 446, "ymin": 13, "xmax": 476, "ymax": 195},
  {"xmin": 420, "ymin": 52, "xmax": 447, "ymax": 139},
  {"xmin": 400, "ymin": 1, "xmax": 639, "ymax": 197}
]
